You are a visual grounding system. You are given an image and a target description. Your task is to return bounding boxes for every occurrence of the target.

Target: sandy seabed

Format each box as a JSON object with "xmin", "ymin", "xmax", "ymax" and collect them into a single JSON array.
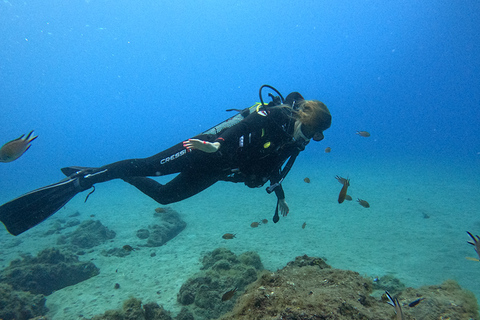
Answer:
[{"xmin": 1, "ymin": 155, "xmax": 479, "ymax": 319}]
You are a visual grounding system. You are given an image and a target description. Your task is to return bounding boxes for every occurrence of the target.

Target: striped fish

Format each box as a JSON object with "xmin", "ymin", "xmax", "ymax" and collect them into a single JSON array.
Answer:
[{"xmin": 385, "ymin": 291, "xmax": 405, "ymax": 320}]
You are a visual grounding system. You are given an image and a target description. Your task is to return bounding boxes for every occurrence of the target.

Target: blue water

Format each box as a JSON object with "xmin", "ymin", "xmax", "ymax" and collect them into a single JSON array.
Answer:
[{"xmin": 1, "ymin": 0, "xmax": 480, "ymax": 318}]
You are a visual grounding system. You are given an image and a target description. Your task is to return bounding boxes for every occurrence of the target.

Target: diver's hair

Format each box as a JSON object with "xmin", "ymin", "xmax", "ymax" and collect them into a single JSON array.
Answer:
[
  {"xmin": 272, "ymin": 100, "xmax": 331, "ymax": 134},
  {"xmin": 297, "ymin": 100, "xmax": 331, "ymax": 133}
]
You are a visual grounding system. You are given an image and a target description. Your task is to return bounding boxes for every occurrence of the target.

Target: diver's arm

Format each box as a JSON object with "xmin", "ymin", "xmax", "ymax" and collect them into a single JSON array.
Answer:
[
  {"xmin": 184, "ymin": 111, "xmax": 263, "ymax": 154},
  {"xmin": 269, "ymin": 163, "xmax": 292, "ymax": 216},
  {"xmin": 183, "ymin": 139, "xmax": 220, "ymax": 153},
  {"xmin": 273, "ymin": 185, "xmax": 289, "ymax": 216}
]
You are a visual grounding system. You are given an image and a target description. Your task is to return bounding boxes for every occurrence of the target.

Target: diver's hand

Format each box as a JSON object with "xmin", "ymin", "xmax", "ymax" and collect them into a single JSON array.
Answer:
[
  {"xmin": 183, "ymin": 139, "xmax": 220, "ymax": 153},
  {"xmin": 278, "ymin": 198, "xmax": 290, "ymax": 217}
]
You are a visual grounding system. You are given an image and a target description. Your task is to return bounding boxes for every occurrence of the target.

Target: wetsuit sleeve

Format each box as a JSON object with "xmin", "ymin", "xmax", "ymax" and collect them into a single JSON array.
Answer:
[
  {"xmin": 274, "ymin": 184, "xmax": 285, "ymax": 200},
  {"xmin": 269, "ymin": 169, "xmax": 285, "ymax": 200}
]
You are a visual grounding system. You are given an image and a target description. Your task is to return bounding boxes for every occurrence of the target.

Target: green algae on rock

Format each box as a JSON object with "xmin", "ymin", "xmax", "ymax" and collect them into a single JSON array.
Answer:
[
  {"xmin": 57, "ymin": 219, "xmax": 116, "ymax": 249},
  {"xmin": 218, "ymin": 255, "xmax": 480, "ymax": 320},
  {"xmin": 0, "ymin": 247, "xmax": 99, "ymax": 295},
  {"xmin": 177, "ymin": 248, "xmax": 264, "ymax": 320},
  {"xmin": 85, "ymin": 253, "xmax": 480, "ymax": 320},
  {"xmin": 144, "ymin": 208, "xmax": 187, "ymax": 247},
  {"xmin": 0, "ymin": 283, "xmax": 48, "ymax": 320},
  {"xmin": 89, "ymin": 297, "xmax": 173, "ymax": 320}
]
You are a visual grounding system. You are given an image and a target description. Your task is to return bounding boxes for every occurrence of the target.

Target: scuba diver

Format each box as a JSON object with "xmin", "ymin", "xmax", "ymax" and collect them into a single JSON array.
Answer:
[{"xmin": 0, "ymin": 85, "xmax": 331, "ymax": 236}]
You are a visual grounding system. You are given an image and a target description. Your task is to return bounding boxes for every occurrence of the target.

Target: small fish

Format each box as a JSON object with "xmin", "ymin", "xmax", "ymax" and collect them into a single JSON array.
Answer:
[
  {"xmin": 155, "ymin": 207, "xmax": 166, "ymax": 213},
  {"xmin": 261, "ymin": 219, "xmax": 268, "ymax": 224},
  {"xmin": 335, "ymin": 175, "xmax": 350, "ymax": 204},
  {"xmin": 123, "ymin": 245, "xmax": 134, "ymax": 251},
  {"xmin": 385, "ymin": 291, "xmax": 405, "ymax": 320},
  {"xmin": 0, "ymin": 130, "xmax": 38, "ymax": 163},
  {"xmin": 345, "ymin": 195, "xmax": 352, "ymax": 201},
  {"xmin": 324, "ymin": 147, "xmax": 331, "ymax": 153},
  {"xmin": 357, "ymin": 198, "xmax": 370, "ymax": 208},
  {"xmin": 302, "ymin": 222, "xmax": 306, "ymax": 229},
  {"xmin": 304, "ymin": 177, "xmax": 311, "ymax": 183},
  {"xmin": 250, "ymin": 222, "xmax": 259, "ymax": 228},
  {"xmin": 466, "ymin": 231, "xmax": 480, "ymax": 261},
  {"xmin": 355, "ymin": 131, "xmax": 370, "ymax": 137},
  {"xmin": 221, "ymin": 287, "xmax": 237, "ymax": 301},
  {"xmin": 408, "ymin": 297, "xmax": 425, "ymax": 307},
  {"xmin": 222, "ymin": 233, "xmax": 236, "ymax": 240}
]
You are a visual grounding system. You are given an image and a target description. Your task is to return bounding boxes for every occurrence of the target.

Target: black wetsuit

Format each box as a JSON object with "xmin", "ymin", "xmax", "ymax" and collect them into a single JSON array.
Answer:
[{"xmin": 78, "ymin": 98, "xmax": 306, "ymax": 205}]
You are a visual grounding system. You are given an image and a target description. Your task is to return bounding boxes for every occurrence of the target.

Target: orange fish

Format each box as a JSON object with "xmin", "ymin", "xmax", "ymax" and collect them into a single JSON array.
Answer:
[
  {"xmin": 355, "ymin": 131, "xmax": 370, "ymax": 137},
  {"xmin": 304, "ymin": 177, "xmax": 311, "ymax": 183},
  {"xmin": 324, "ymin": 147, "xmax": 331, "ymax": 153},
  {"xmin": 335, "ymin": 176, "xmax": 350, "ymax": 204},
  {"xmin": 0, "ymin": 130, "xmax": 38, "ymax": 163}
]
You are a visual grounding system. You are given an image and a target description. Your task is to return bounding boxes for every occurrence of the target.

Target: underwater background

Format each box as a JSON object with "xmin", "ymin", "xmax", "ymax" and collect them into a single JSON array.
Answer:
[{"xmin": 1, "ymin": 0, "xmax": 480, "ymax": 319}]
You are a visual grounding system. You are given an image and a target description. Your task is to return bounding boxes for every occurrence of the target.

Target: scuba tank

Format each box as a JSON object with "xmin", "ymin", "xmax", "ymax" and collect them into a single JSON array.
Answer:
[{"xmin": 202, "ymin": 85, "xmax": 285, "ymax": 136}]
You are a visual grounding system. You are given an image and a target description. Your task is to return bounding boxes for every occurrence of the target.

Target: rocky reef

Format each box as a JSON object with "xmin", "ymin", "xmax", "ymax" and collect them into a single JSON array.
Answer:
[
  {"xmin": 0, "ymin": 247, "xmax": 99, "ymax": 320},
  {"xmin": 138, "ymin": 207, "xmax": 187, "ymax": 247},
  {"xmin": 86, "ymin": 253, "xmax": 479, "ymax": 320},
  {"xmin": 0, "ymin": 283, "xmax": 48, "ymax": 320},
  {"xmin": 0, "ymin": 207, "xmax": 188, "ymax": 320},
  {"xmin": 89, "ymin": 297, "xmax": 174, "ymax": 320},
  {"xmin": 177, "ymin": 248, "xmax": 264, "ymax": 320},
  {"xmin": 88, "ymin": 247, "xmax": 264, "ymax": 320},
  {"xmin": 56, "ymin": 219, "xmax": 116, "ymax": 250},
  {"xmin": 219, "ymin": 255, "xmax": 479, "ymax": 320},
  {"xmin": 0, "ymin": 247, "xmax": 99, "ymax": 295}
]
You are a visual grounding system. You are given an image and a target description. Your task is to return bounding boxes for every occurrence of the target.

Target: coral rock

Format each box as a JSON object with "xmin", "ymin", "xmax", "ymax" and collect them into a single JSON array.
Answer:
[{"xmin": 0, "ymin": 248, "xmax": 99, "ymax": 295}]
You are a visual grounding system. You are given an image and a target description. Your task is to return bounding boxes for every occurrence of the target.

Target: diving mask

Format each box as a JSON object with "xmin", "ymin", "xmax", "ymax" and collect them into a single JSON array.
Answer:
[{"xmin": 300, "ymin": 124, "xmax": 324, "ymax": 142}]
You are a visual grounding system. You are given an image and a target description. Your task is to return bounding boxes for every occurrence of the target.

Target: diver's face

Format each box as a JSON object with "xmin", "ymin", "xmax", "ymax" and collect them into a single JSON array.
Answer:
[
  {"xmin": 294, "ymin": 121, "xmax": 310, "ymax": 142},
  {"xmin": 294, "ymin": 121, "xmax": 324, "ymax": 142}
]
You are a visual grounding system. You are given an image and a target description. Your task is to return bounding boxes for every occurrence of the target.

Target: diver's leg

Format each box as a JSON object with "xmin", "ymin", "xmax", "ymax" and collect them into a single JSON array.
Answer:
[
  {"xmin": 123, "ymin": 171, "xmax": 219, "ymax": 205},
  {"xmin": 64, "ymin": 134, "xmax": 219, "ymax": 187},
  {"xmin": 59, "ymin": 143, "xmax": 189, "ymax": 190},
  {"xmin": 0, "ymin": 135, "xmax": 220, "ymax": 235}
]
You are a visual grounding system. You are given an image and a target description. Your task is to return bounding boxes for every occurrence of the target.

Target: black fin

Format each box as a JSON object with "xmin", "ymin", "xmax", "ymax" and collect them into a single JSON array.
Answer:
[
  {"xmin": 0, "ymin": 178, "xmax": 81, "ymax": 236},
  {"xmin": 273, "ymin": 199, "xmax": 280, "ymax": 223}
]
